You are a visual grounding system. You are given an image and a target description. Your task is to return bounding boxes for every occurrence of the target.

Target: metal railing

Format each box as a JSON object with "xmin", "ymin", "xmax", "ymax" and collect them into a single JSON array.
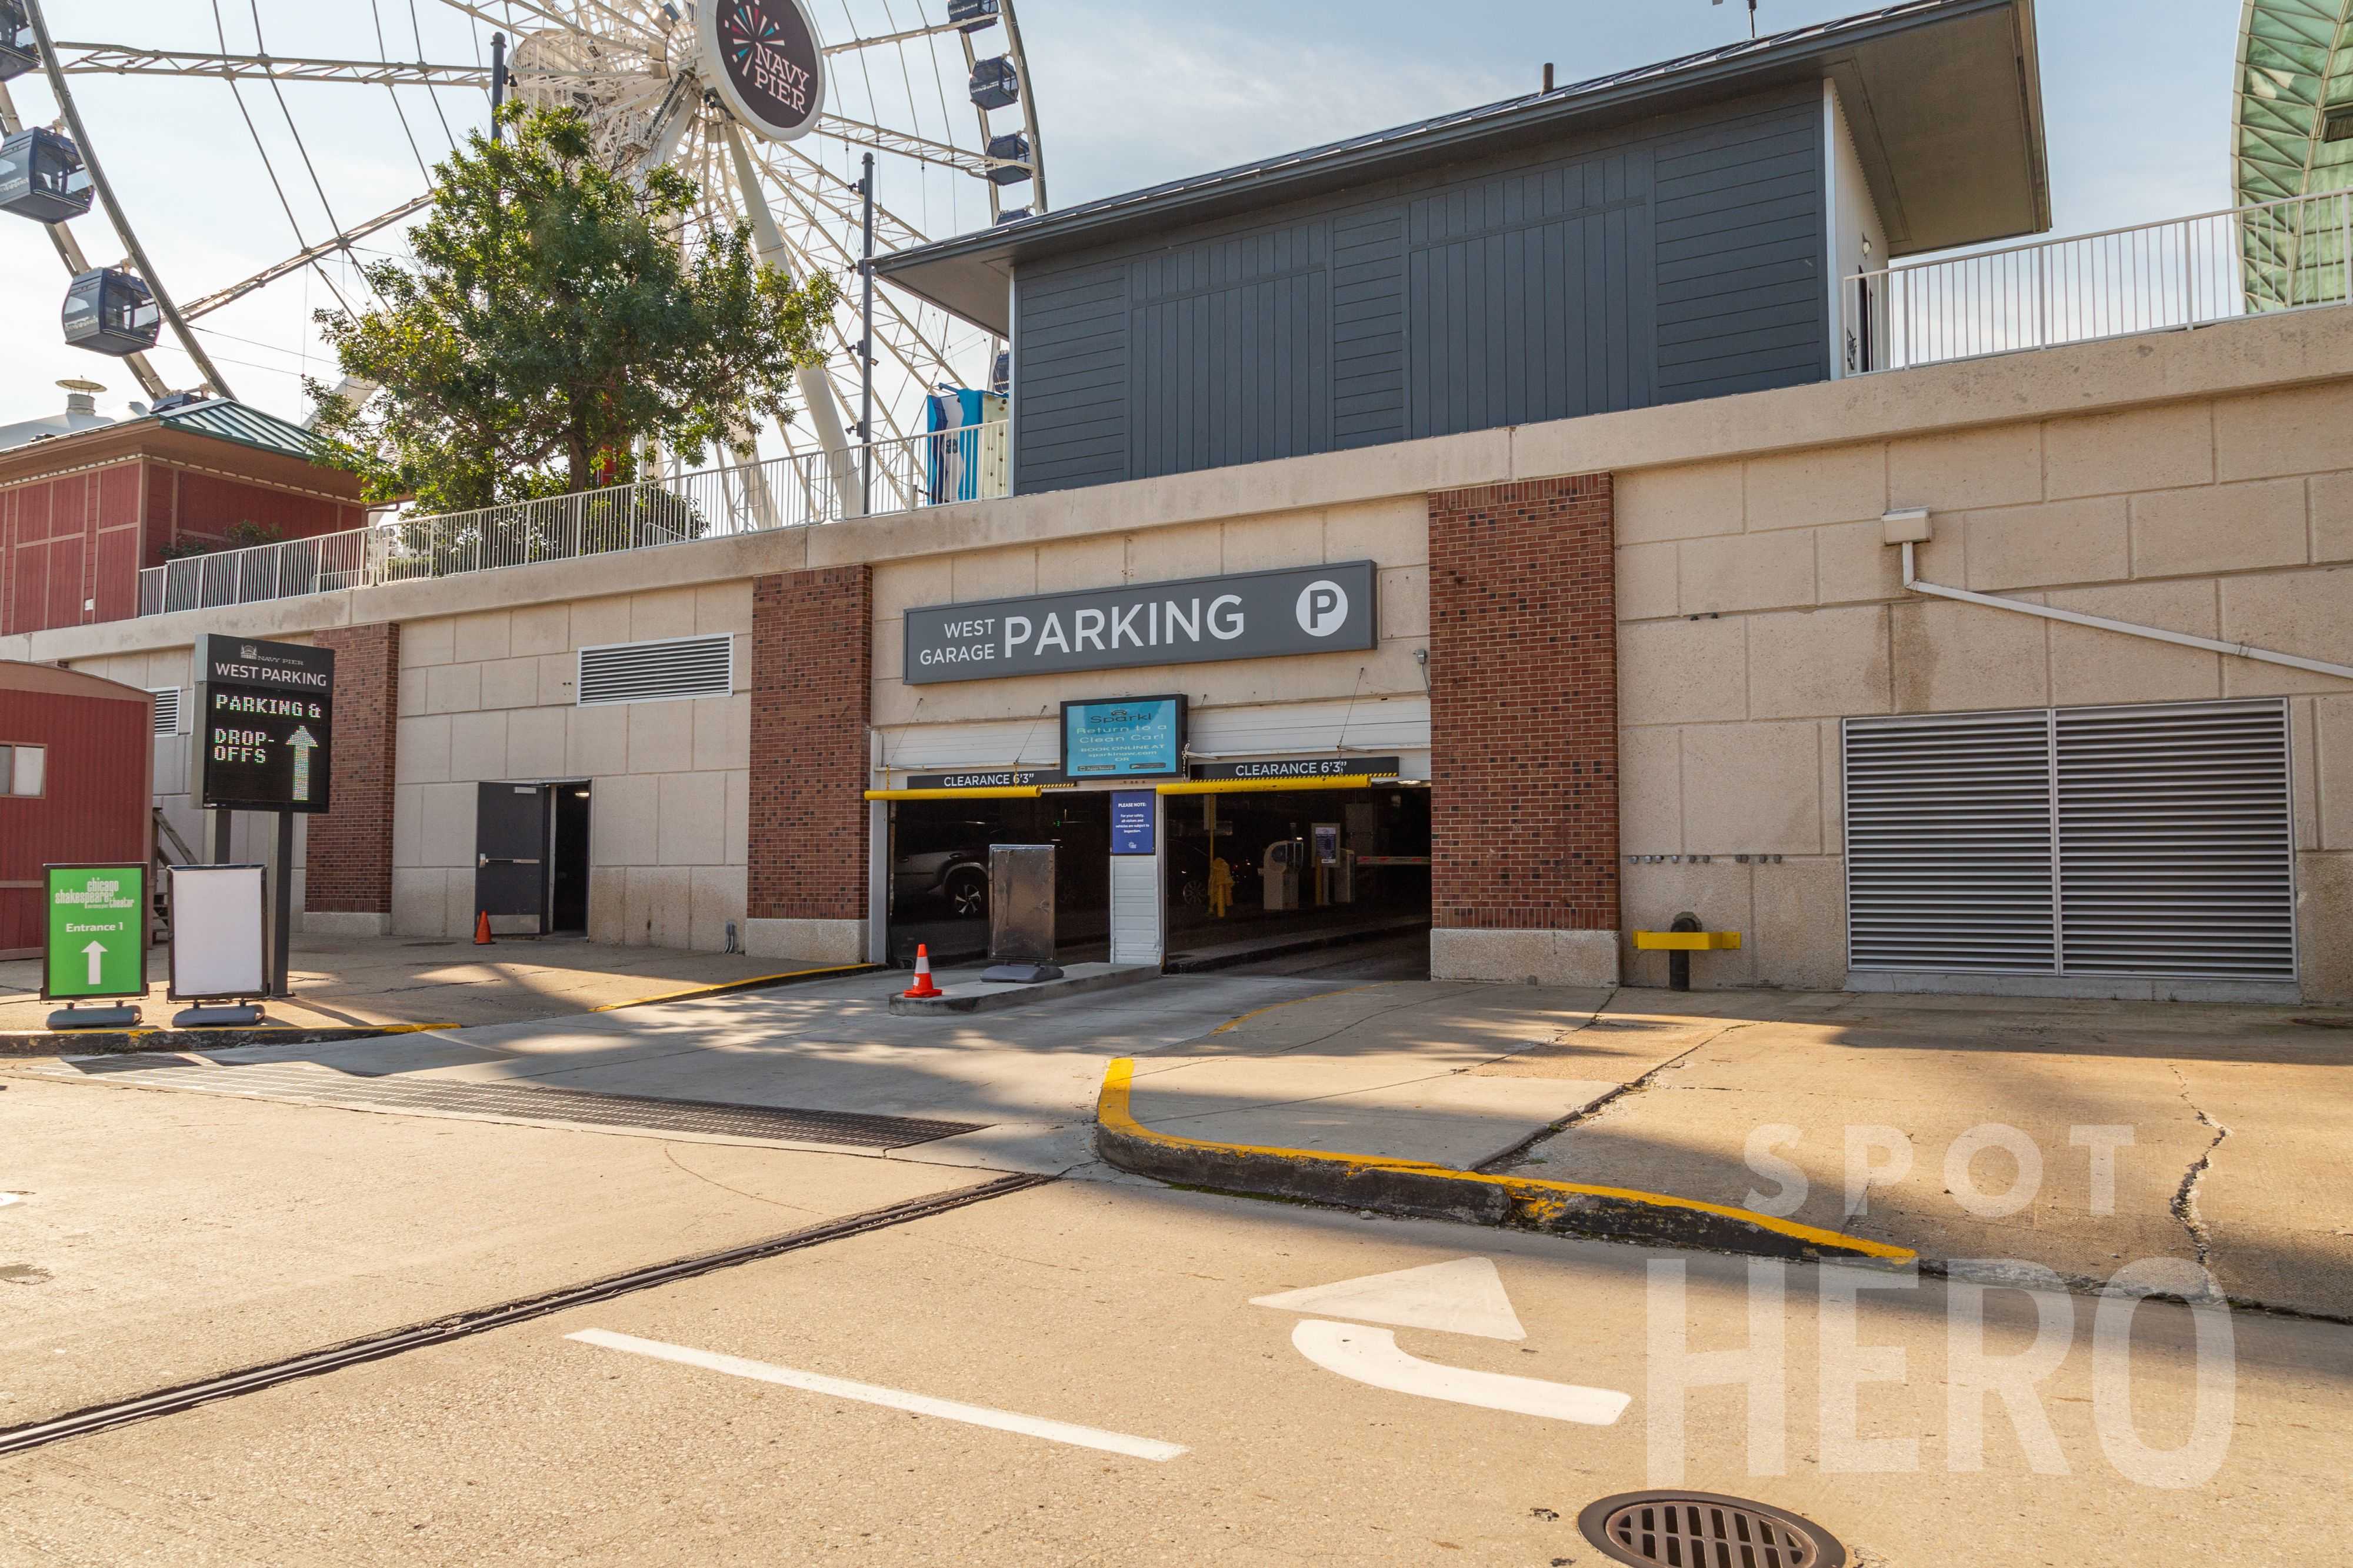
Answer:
[
  {"xmin": 1844, "ymin": 188, "xmax": 2353, "ymax": 375},
  {"xmin": 138, "ymin": 419, "xmax": 1011, "ymax": 618}
]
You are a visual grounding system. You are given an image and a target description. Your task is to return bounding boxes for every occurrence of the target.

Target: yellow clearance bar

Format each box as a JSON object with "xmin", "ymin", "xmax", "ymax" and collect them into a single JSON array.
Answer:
[
  {"xmin": 865, "ymin": 787, "xmax": 1043, "ymax": 800},
  {"xmin": 1634, "ymin": 929, "xmax": 1744, "ymax": 952},
  {"xmin": 1156, "ymin": 776, "xmax": 1380, "ymax": 796}
]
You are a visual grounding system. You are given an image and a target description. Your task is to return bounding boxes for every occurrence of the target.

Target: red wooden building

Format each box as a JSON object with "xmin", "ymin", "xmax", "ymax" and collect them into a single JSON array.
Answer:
[
  {"xmin": 0, "ymin": 400, "xmax": 367, "ymax": 636},
  {"xmin": 0, "ymin": 662, "xmax": 155, "ymax": 960}
]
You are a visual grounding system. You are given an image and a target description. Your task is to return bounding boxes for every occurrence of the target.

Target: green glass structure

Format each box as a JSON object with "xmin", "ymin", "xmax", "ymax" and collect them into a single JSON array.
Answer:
[{"xmin": 2235, "ymin": 0, "xmax": 2353, "ymax": 309}]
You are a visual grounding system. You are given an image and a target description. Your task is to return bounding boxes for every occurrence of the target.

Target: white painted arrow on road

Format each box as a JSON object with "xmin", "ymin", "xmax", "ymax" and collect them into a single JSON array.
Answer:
[{"xmin": 1254, "ymin": 1257, "xmax": 1630, "ymax": 1426}]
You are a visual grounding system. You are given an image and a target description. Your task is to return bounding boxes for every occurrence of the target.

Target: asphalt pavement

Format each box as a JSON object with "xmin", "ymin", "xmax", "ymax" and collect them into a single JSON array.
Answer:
[{"xmin": 2, "ymin": 1179, "xmax": 2340, "ymax": 1566}]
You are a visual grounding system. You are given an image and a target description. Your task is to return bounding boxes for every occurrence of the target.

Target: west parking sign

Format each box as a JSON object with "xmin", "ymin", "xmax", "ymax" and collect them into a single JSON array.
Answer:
[{"xmin": 195, "ymin": 635, "xmax": 335, "ymax": 813}]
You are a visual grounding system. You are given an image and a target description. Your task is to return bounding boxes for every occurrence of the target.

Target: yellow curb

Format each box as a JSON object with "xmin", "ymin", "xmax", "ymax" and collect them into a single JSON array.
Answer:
[
  {"xmin": 1095, "ymin": 1057, "xmax": 1915, "ymax": 1266},
  {"xmin": 586, "ymin": 963, "xmax": 881, "ymax": 1013}
]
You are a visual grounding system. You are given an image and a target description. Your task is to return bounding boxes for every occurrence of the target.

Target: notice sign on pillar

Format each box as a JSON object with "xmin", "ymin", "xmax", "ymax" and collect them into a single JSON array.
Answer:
[
  {"xmin": 1111, "ymin": 790, "xmax": 1156, "ymax": 855},
  {"xmin": 42, "ymin": 865, "xmax": 148, "ymax": 1002},
  {"xmin": 195, "ymin": 634, "xmax": 335, "ymax": 813}
]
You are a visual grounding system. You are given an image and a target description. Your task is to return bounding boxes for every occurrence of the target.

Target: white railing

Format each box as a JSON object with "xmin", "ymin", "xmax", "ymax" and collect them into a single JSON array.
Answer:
[
  {"xmin": 1844, "ymin": 188, "xmax": 2353, "ymax": 375},
  {"xmin": 137, "ymin": 419, "xmax": 1011, "ymax": 618}
]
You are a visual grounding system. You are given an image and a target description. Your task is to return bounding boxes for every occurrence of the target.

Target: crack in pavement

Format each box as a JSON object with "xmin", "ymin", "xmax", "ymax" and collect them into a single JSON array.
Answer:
[
  {"xmin": 1477, "ymin": 1010, "xmax": 1752, "ymax": 1173},
  {"xmin": 2168, "ymin": 1063, "xmax": 2230, "ymax": 1274}
]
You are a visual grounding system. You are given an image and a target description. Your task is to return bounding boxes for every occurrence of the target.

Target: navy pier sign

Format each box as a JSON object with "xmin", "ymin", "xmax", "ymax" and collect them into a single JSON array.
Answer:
[
  {"xmin": 905, "ymin": 561, "xmax": 1379, "ymax": 685},
  {"xmin": 195, "ymin": 634, "xmax": 335, "ymax": 814}
]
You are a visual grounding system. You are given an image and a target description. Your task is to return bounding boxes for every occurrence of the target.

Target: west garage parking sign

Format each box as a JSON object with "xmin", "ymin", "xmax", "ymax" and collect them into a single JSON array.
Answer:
[
  {"xmin": 195, "ymin": 635, "xmax": 335, "ymax": 813},
  {"xmin": 904, "ymin": 562, "xmax": 1379, "ymax": 684}
]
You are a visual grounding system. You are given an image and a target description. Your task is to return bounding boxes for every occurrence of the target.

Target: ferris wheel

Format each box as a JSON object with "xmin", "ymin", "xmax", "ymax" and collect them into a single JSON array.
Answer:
[{"xmin": 0, "ymin": 0, "xmax": 1045, "ymax": 505}]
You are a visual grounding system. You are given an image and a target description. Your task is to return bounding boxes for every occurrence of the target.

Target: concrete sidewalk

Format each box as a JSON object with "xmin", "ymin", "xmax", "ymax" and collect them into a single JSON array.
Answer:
[
  {"xmin": 1105, "ymin": 981, "xmax": 2353, "ymax": 1313},
  {"xmin": 0, "ymin": 933, "xmax": 854, "ymax": 1042}
]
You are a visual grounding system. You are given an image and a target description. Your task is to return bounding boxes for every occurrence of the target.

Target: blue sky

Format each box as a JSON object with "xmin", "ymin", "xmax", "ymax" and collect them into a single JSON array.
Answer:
[{"xmin": 0, "ymin": 1, "xmax": 2249, "ymax": 428}]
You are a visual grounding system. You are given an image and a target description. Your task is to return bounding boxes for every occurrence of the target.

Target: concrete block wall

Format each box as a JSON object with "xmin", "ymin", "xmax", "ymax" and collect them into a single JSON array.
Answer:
[
  {"xmin": 1616, "ymin": 382, "xmax": 2353, "ymax": 999},
  {"xmin": 390, "ymin": 586, "xmax": 753, "ymax": 949}
]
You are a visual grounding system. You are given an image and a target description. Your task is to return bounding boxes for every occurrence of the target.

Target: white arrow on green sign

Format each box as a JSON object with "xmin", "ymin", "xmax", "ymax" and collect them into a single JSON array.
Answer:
[{"xmin": 44, "ymin": 865, "xmax": 147, "ymax": 1002}]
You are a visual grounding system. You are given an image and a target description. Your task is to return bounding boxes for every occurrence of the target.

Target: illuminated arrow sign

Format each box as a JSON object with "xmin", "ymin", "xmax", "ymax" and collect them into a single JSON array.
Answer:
[
  {"xmin": 288, "ymin": 725, "xmax": 318, "ymax": 803},
  {"xmin": 1251, "ymin": 1257, "xmax": 1631, "ymax": 1427},
  {"xmin": 82, "ymin": 939, "xmax": 106, "ymax": 987}
]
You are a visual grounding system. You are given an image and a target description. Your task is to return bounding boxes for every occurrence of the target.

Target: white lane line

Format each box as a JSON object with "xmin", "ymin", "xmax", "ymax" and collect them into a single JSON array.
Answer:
[
  {"xmin": 566, "ymin": 1329, "xmax": 1188, "ymax": 1462},
  {"xmin": 0, "ymin": 1195, "xmax": 19, "ymax": 1209},
  {"xmin": 1291, "ymin": 1319, "xmax": 1631, "ymax": 1426}
]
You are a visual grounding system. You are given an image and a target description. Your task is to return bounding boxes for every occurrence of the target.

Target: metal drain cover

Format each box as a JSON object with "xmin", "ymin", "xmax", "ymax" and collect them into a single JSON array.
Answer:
[{"xmin": 1578, "ymin": 1492, "xmax": 1845, "ymax": 1568}]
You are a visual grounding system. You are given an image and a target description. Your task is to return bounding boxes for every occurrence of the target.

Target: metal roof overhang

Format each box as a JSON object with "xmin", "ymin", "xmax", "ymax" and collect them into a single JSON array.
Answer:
[{"xmin": 878, "ymin": 0, "xmax": 2048, "ymax": 337}]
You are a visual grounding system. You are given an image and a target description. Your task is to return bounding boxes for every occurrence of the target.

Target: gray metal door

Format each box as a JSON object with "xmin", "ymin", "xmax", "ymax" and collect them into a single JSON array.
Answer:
[{"xmin": 474, "ymin": 783, "xmax": 548, "ymax": 930}]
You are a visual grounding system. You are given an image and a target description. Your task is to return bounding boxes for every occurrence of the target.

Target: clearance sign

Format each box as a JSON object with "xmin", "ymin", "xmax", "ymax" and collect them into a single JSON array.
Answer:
[
  {"xmin": 195, "ymin": 634, "xmax": 335, "ymax": 814},
  {"xmin": 904, "ymin": 562, "xmax": 1378, "ymax": 685}
]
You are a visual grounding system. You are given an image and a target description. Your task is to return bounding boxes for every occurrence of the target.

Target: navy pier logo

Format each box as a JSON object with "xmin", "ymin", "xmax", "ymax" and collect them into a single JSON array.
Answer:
[{"xmin": 715, "ymin": 0, "xmax": 825, "ymax": 139}]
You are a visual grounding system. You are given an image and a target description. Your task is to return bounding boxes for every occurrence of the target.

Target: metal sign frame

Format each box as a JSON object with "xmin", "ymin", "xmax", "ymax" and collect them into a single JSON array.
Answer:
[
  {"xmin": 39, "ymin": 863, "xmax": 148, "ymax": 1003},
  {"xmin": 194, "ymin": 633, "xmax": 336, "ymax": 815},
  {"xmin": 166, "ymin": 863, "xmax": 269, "ymax": 1003},
  {"xmin": 1061, "ymin": 695, "xmax": 1188, "ymax": 782}
]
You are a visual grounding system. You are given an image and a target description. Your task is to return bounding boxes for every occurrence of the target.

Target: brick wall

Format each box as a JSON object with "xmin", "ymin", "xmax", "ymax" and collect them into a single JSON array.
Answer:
[
  {"xmin": 306, "ymin": 622, "xmax": 399, "ymax": 914},
  {"xmin": 749, "ymin": 566, "xmax": 872, "ymax": 920},
  {"xmin": 1428, "ymin": 473, "xmax": 1618, "ymax": 932}
]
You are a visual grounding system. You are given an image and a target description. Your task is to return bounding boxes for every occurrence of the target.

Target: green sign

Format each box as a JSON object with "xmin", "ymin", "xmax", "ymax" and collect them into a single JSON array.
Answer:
[{"xmin": 43, "ymin": 864, "xmax": 148, "ymax": 1002}]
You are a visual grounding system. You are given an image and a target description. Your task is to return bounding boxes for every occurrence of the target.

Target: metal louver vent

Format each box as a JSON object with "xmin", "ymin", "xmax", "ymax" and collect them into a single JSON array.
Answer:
[
  {"xmin": 149, "ymin": 686, "xmax": 183, "ymax": 736},
  {"xmin": 1845, "ymin": 700, "xmax": 2295, "ymax": 982},
  {"xmin": 576, "ymin": 635, "xmax": 734, "ymax": 708},
  {"xmin": 2056, "ymin": 702, "xmax": 2295, "ymax": 980},
  {"xmin": 1845, "ymin": 709, "xmax": 2055, "ymax": 973}
]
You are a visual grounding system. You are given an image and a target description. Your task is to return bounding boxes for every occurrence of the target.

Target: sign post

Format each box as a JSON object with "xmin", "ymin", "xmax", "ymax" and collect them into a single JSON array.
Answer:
[
  {"xmin": 196, "ymin": 635, "xmax": 336, "ymax": 1000},
  {"xmin": 41, "ymin": 863, "xmax": 148, "ymax": 1030}
]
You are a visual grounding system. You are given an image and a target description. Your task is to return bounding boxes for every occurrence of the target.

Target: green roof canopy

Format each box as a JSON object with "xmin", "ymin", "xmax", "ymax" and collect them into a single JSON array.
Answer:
[{"xmin": 2235, "ymin": 1, "xmax": 2353, "ymax": 308}]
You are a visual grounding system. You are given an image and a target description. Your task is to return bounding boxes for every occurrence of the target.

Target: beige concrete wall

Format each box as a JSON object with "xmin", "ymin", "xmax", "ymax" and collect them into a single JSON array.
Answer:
[
  {"xmin": 391, "ymin": 585, "xmax": 752, "ymax": 950},
  {"xmin": 869, "ymin": 496, "xmax": 1432, "ymax": 769},
  {"xmin": 1618, "ymin": 382, "xmax": 2353, "ymax": 999}
]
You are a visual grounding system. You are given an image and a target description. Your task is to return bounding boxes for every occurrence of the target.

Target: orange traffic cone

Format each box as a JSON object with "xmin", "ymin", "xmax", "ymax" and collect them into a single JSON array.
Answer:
[
  {"xmin": 901, "ymin": 944, "xmax": 942, "ymax": 999},
  {"xmin": 474, "ymin": 910, "xmax": 494, "ymax": 946}
]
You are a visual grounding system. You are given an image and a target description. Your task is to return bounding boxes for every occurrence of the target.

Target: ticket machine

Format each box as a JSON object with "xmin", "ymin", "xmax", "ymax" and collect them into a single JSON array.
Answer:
[{"xmin": 1261, "ymin": 839, "xmax": 1304, "ymax": 912}]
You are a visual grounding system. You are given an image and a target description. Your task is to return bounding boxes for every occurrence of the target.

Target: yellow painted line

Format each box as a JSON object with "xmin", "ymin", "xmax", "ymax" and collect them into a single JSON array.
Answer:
[
  {"xmin": 1634, "ymin": 930, "xmax": 1744, "ymax": 952},
  {"xmin": 11, "ymin": 1022, "xmax": 458, "ymax": 1040},
  {"xmin": 1156, "ymin": 777, "xmax": 1381, "ymax": 796},
  {"xmin": 1208, "ymin": 982, "xmax": 1395, "ymax": 1036},
  {"xmin": 866, "ymin": 787, "xmax": 1041, "ymax": 800},
  {"xmin": 1095, "ymin": 1058, "xmax": 1915, "ymax": 1265},
  {"xmin": 588, "ymin": 964, "xmax": 878, "ymax": 1013}
]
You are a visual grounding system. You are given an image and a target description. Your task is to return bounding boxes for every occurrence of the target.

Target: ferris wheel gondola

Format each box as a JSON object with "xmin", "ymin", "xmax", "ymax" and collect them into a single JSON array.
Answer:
[{"xmin": 0, "ymin": 0, "xmax": 1048, "ymax": 492}]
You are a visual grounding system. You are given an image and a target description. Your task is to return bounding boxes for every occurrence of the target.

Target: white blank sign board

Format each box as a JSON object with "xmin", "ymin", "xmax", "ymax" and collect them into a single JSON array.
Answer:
[{"xmin": 169, "ymin": 865, "xmax": 266, "ymax": 1000}]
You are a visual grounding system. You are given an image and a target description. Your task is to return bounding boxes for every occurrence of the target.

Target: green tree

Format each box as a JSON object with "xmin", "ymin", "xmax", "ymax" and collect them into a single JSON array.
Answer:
[{"xmin": 308, "ymin": 105, "xmax": 839, "ymax": 514}]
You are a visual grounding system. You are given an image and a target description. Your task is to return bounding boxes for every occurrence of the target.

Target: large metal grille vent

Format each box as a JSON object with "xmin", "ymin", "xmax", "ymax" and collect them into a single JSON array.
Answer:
[
  {"xmin": 1845, "ymin": 700, "xmax": 2294, "ymax": 982},
  {"xmin": 148, "ymin": 687, "xmax": 183, "ymax": 736},
  {"xmin": 1845, "ymin": 708, "xmax": 2055, "ymax": 973},
  {"xmin": 2056, "ymin": 702, "xmax": 2295, "ymax": 979},
  {"xmin": 576, "ymin": 635, "xmax": 733, "ymax": 708}
]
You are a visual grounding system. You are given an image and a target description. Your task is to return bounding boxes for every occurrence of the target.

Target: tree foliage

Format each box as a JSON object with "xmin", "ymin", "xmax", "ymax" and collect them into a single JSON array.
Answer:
[{"xmin": 308, "ymin": 106, "xmax": 840, "ymax": 512}]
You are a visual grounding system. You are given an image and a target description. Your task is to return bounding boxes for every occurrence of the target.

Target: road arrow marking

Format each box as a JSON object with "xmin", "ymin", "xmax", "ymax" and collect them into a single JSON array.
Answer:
[
  {"xmin": 81, "ymin": 940, "xmax": 106, "ymax": 987},
  {"xmin": 1290, "ymin": 1319, "xmax": 1630, "ymax": 1426},
  {"xmin": 1251, "ymin": 1256, "xmax": 1527, "ymax": 1341},
  {"xmin": 288, "ymin": 726, "xmax": 318, "ymax": 803},
  {"xmin": 567, "ymin": 1329, "xmax": 1188, "ymax": 1462}
]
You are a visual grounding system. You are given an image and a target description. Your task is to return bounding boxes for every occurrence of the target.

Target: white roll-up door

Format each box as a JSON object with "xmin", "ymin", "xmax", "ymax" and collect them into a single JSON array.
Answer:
[{"xmin": 1844, "ymin": 699, "xmax": 2294, "ymax": 982}]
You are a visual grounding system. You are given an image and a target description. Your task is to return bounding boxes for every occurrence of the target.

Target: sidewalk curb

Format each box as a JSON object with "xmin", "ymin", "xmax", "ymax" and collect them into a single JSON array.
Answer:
[
  {"xmin": 0, "ymin": 1023, "xmax": 455, "ymax": 1059},
  {"xmin": 888, "ymin": 966, "xmax": 1157, "ymax": 1016},
  {"xmin": 1092, "ymin": 1058, "xmax": 1915, "ymax": 1266}
]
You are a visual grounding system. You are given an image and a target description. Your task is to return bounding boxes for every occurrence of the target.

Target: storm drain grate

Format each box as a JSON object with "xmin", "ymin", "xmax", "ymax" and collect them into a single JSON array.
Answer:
[
  {"xmin": 1578, "ymin": 1492, "xmax": 1845, "ymax": 1568},
  {"xmin": 29, "ymin": 1057, "xmax": 985, "ymax": 1150}
]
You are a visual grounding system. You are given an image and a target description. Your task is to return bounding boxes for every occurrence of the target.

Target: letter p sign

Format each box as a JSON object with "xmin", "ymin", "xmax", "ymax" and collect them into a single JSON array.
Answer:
[{"xmin": 1296, "ymin": 581, "xmax": 1349, "ymax": 638}]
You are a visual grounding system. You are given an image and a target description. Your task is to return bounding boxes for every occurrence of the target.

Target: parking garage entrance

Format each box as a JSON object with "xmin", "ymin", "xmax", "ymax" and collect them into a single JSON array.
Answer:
[
  {"xmin": 1160, "ymin": 776, "xmax": 1431, "ymax": 974},
  {"xmin": 882, "ymin": 789, "xmax": 1111, "ymax": 966}
]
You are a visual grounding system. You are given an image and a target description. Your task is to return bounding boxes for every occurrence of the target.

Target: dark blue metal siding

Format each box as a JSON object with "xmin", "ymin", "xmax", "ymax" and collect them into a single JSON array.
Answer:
[{"xmin": 1012, "ymin": 86, "xmax": 1824, "ymax": 493}]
